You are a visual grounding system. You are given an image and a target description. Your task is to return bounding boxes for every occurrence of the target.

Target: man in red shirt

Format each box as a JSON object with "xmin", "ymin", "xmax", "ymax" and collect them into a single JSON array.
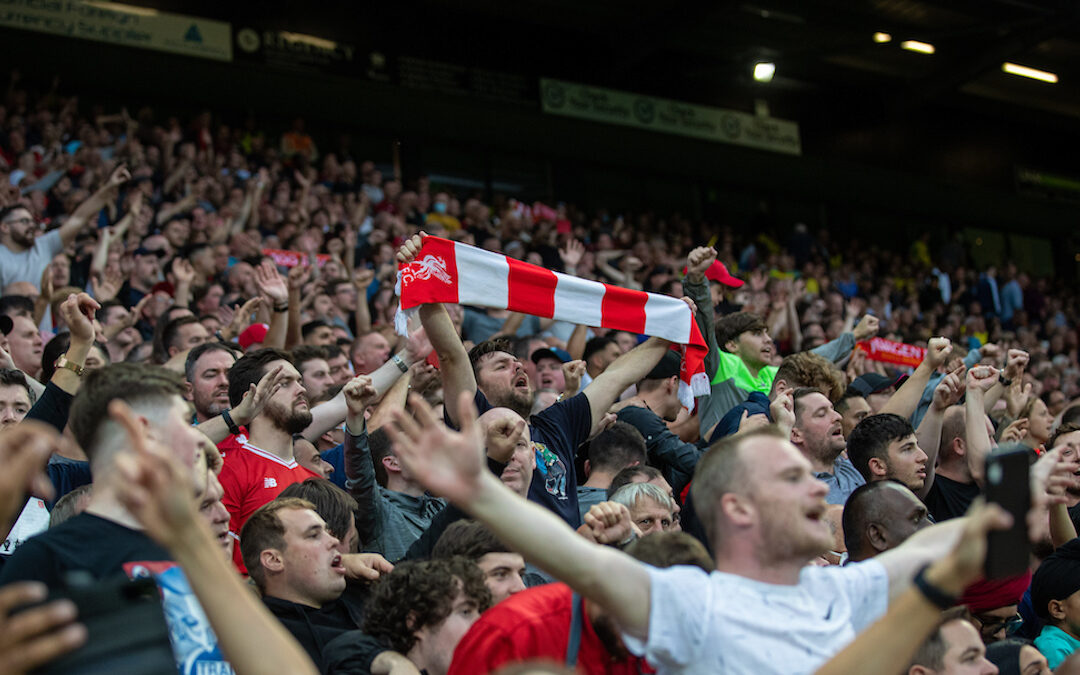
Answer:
[
  {"xmin": 219, "ymin": 348, "xmax": 319, "ymax": 568},
  {"xmin": 448, "ymin": 531, "xmax": 712, "ymax": 675}
]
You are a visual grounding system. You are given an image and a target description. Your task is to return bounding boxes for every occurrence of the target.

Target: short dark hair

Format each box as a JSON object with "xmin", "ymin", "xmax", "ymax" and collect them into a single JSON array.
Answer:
[
  {"xmin": 467, "ymin": 338, "xmax": 512, "ymax": 380},
  {"xmin": 1049, "ymin": 423, "xmax": 1080, "ymax": 452},
  {"xmin": 1062, "ymin": 405, "xmax": 1080, "ymax": 427},
  {"xmin": 0, "ymin": 294, "xmax": 34, "ymax": 318},
  {"xmin": 909, "ymin": 607, "xmax": 974, "ymax": 672},
  {"xmin": 607, "ymin": 465, "xmax": 662, "ymax": 499},
  {"xmin": 161, "ymin": 316, "xmax": 203, "ymax": 356},
  {"xmin": 847, "ymin": 413, "xmax": 916, "ymax": 482},
  {"xmin": 0, "ymin": 204, "xmax": 29, "ymax": 223},
  {"xmin": 291, "ymin": 345, "xmax": 328, "ymax": 371},
  {"xmin": 278, "ymin": 478, "xmax": 358, "ymax": 545},
  {"xmin": 792, "ymin": 387, "xmax": 826, "ymax": 423},
  {"xmin": 835, "ymin": 389, "xmax": 867, "ymax": 415},
  {"xmin": 715, "ymin": 312, "xmax": 767, "ymax": 350},
  {"xmin": 842, "ymin": 479, "xmax": 906, "ymax": 560},
  {"xmin": 0, "ymin": 368, "xmax": 34, "ymax": 406},
  {"xmin": 588, "ymin": 422, "xmax": 647, "ymax": 475},
  {"xmin": 369, "ymin": 428, "xmax": 392, "ymax": 488},
  {"xmin": 228, "ymin": 348, "xmax": 294, "ymax": 408},
  {"xmin": 362, "ymin": 557, "xmax": 492, "ymax": 654},
  {"xmin": 68, "ymin": 364, "xmax": 186, "ymax": 460},
  {"xmin": 582, "ymin": 336, "xmax": 614, "ymax": 363},
  {"xmin": 184, "ymin": 342, "xmax": 239, "ymax": 384},
  {"xmin": 301, "ymin": 319, "xmax": 331, "ymax": 340},
  {"xmin": 323, "ymin": 343, "xmax": 346, "ymax": 361},
  {"xmin": 431, "ymin": 520, "xmax": 510, "ymax": 561},
  {"xmin": 240, "ymin": 497, "xmax": 316, "ymax": 591}
]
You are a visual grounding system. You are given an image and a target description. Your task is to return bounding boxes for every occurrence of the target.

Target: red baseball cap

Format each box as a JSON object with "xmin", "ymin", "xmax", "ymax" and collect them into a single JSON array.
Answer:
[
  {"xmin": 682, "ymin": 261, "xmax": 744, "ymax": 288},
  {"xmin": 238, "ymin": 323, "xmax": 269, "ymax": 350}
]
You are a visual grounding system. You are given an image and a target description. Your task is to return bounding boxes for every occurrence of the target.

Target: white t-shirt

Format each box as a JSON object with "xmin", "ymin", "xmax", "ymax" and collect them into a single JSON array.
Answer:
[
  {"xmin": 622, "ymin": 560, "xmax": 889, "ymax": 675},
  {"xmin": 0, "ymin": 229, "xmax": 63, "ymax": 289}
]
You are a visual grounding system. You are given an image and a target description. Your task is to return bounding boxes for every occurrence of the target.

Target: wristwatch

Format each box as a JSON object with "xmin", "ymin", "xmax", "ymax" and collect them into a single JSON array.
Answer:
[
  {"xmin": 391, "ymin": 353, "xmax": 409, "ymax": 373},
  {"xmin": 999, "ymin": 373, "xmax": 1013, "ymax": 387},
  {"xmin": 54, "ymin": 355, "xmax": 84, "ymax": 377}
]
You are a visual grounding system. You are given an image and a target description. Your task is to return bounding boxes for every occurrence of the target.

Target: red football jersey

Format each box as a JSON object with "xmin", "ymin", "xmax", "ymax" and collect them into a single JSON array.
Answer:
[{"xmin": 218, "ymin": 440, "xmax": 319, "ymax": 572}]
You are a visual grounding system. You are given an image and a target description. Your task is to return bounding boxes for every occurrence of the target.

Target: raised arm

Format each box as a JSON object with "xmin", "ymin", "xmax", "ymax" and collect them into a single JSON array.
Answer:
[
  {"xmin": 880, "ymin": 338, "xmax": 952, "ymax": 420},
  {"xmin": 964, "ymin": 365, "xmax": 999, "ymax": 487},
  {"xmin": 584, "ymin": 336, "xmax": 670, "ymax": 432},
  {"xmin": 196, "ymin": 365, "xmax": 287, "ymax": 445},
  {"xmin": 386, "ymin": 393, "xmax": 653, "ymax": 640},
  {"xmin": 255, "ymin": 260, "xmax": 289, "ymax": 350},
  {"xmin": 816, "ymin": 503, "xmax": 1010, "ymax": 675},
  {"xmin": 59, "ymin": 165, "xmax": 130, "ymax": 246},
  {"xmin": 398, "ymin": 234, "xmax": 477, "ymax": 428},
  {"xmin": 915, "ymin": 365, "xmax": 965, "ymax": 499}
]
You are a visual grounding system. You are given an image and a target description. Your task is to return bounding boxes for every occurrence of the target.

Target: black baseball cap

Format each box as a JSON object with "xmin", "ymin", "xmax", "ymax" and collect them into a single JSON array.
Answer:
[{"xmin": 644, "ymin": 350, "xmax": 682, "ymax": 380}]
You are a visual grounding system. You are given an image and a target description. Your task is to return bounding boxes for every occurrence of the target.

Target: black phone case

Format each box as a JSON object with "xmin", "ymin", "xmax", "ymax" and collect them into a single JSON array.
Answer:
[{"xmin": 984, "ymin": 448, "xmax": 1031, "ymax": 580}]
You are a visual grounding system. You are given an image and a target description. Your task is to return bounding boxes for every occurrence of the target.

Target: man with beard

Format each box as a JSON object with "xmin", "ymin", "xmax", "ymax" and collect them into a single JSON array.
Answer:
[
  {"xmin": 790, "ymin": 388, "xmax": 865, "ymax": 505},
  {"xmin": 0, "ymin": 166, "xmax": 130, "ymax": 289},
  {"xmin": 219, "ymin": 348, "xmax": 318, "ymax": 570},
  {"xmin": 184, "ymin": 342, "xmax": 239, "ymax": 424},
  {"xmin": 401, "ymin": 235, "xmax": 676, "ymax": 528}
]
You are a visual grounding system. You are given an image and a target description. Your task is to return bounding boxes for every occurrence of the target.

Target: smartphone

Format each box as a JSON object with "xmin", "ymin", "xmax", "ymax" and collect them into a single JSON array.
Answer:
[
  {"xmin": 984, "ymin": 446, "xmax": 1031, "ymax": 579},
  {"xmin": 30, "ymin": 572, "xmax": 175, "ymax": 675}
]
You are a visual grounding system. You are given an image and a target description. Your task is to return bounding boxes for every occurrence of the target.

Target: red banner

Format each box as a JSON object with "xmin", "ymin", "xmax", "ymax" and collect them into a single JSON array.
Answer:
[
  {"xmin": 856, "ymin": 337, "xmax": 926, "ymax": 368},
  {"xmin": 262, "ymin": 248, "xmax": 331, "ymax": 268}
]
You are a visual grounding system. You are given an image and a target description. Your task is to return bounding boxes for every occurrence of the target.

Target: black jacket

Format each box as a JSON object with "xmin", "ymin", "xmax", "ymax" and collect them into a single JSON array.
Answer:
[{"xmin": 263, "ymin": 594, "xmax": 366, "ymax": 673}]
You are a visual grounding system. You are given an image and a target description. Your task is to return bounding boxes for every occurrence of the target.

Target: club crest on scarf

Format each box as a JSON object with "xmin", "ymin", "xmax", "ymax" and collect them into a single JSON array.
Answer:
[{"xmin": 402, "ymin": 254, "xmax": 452, "ymax": 285}]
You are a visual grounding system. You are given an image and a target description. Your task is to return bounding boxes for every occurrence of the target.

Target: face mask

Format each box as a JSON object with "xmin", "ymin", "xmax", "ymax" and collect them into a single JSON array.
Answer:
[{"xmin": 433, "ymin": 202, "xmax": 448, "ymax": 215}]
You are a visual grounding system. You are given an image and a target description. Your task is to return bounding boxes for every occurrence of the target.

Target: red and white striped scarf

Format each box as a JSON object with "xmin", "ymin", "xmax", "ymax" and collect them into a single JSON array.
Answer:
[{"xmin": 395, "ymin": 236, "xmax": 709, "ymax": 408}]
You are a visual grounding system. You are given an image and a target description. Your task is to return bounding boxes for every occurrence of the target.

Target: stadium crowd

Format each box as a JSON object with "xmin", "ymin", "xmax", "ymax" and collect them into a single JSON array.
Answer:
[{"xmin": 2, "ymin": 73, "xmax": 1080, "ymax": 675}]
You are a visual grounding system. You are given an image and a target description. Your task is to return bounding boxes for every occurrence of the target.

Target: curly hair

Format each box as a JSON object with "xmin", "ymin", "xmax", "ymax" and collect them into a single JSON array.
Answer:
[
  {"xmin": 362, "ymin": 557, "xmax": 492, "ymax": 654},
  {"xmin": 774, "ymin": 351, "xmax": 844, "ymax": 403}
]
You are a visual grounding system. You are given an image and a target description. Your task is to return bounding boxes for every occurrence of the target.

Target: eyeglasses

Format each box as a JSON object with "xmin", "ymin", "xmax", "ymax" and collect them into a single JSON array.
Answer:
[
  {"xmin": 3, "ymin": 216, "xmax": 34, "ymax": 226},
  {"xmin": 974, "ymin": 612, "xmax": 1023, "ymax": 637}
]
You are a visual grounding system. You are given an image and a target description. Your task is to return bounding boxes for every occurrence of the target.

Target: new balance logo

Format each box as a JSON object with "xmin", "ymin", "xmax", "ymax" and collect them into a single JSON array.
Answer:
[{"xmin": 263, "ymin": 477, "xmax": 278, "ymax": 488}]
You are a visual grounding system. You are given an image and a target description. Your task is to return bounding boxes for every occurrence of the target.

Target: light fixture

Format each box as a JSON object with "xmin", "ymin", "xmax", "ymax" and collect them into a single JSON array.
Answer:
[
  {"xmin": 873, "ymin": 32, "xmax": 892, "ymax": 43},
  {"xmin": 1002, "ymin": 62, "xmax": 1058, "ymax": 83},
  {"xmin": 901, "ymin": 40, "xmax": 935, "ymax": 54},
  {"xmin": 753, "ymin": 62, "xmax": 776, "ymax": 82}
]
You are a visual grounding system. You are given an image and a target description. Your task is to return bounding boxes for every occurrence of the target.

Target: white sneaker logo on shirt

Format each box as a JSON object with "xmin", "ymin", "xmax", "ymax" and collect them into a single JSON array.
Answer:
[{"xmin": 263, "ymin": 477, "xmax": 277, "ymax": 488}]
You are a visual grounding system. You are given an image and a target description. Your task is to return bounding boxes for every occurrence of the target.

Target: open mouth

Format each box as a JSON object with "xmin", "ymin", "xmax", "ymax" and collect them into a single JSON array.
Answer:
[
  {"xmin": 330, "ymin": 554, "xmax": 345, "ymax": 573},
  {"xmin": 514, "ymin": 375, "xmax": 529, "ymax": 390}
]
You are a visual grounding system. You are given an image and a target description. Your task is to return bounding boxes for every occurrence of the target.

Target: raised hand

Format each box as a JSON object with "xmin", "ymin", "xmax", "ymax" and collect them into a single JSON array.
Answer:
[
  {"xmin": 1004, "ymin": 380, "xmax": 1034, "ymax": 419},
  {"xmin": 59, "ymin": 293, "xmax": 99, "ymax": 344},
  {"xmin": 1004, "ymin": 349, "xmax": 1030, "ymax": 382},
  {"xmin": 343, "ymin": 375, "xmax": 377, "ymax": 421},
  {"xmin": 685, "ymin": 246, "xmax": 716, "ymax": 282},
  {"xmin": 770, "ymin": 389, "xmax": 796, "ymax": 437},
  {"xmin": 224, "ymin": 297, "xmax": 263, "ymax": 340},
  {"xmin": 231, "ymin": 365, "xmax": 287, "ymax": 427},
  {"xmin": 396, "ymin": 232, "xmax": 427, "ymax": 265},
  {"xmin": 90, "ymin": 266, "xmax": 124, "ymax": 303},
  {"xmin": 558, "ymin": 239, "xmax": 585, "ymax": 269},
  {"xmin": 924, "ymin": 337, "xmax": 953, "ymax": 370},
  {"xmin": 483, "ymin": 413, "xmax": 527, "ymax": 464},
  {"xmin": 966, "ymin": 365, "xmax": 1000, "ymax": 394},
  {"xmin": 353, "ymin": 267, "xmax": 375, "ymax": 291},
  {"xmin": 287, "ymin": 263, "xmax": 312, "ymax": 293},
  {"xmin": 852, "ymin": 315, "xmax": 880, "ymax": 343},
  {"xmin": 106, "ymin": 163, "xmax": 131, "ymax": 189},
  {"xmin": 408, "ymin": 363, "xmax": 440, "ymax": 396},
  {"xmin": 927, "ymin": 500, "xmax": 1013, "ymax": 595},
  {"xmin": 930, "ymin": 365, "xmax": 966, "ymax": 411},
  {"xmin": 581, "ymin": 501, "xmax": 639, "ymax": 546},
  {"xmin": 255, "ymin": 260, "xmax": 288, "ymax": 306},
  {"xmin": 562, "ymin": 360, "xmax": 586, "ymax": 397},
  {"xmin": 171, "ymin": 258, "xmax": 196, "ymax": 286},
  {"xmin": 385, "ymin": 392, "xmax": 486, "ymax": 505},
  {"xmin": 999, "ymin": 418, "xmax": 1029, "ymax": 445},
  {"xmin": 1029, "ymin": 448, "xmax": 1080, "ymax": 542}
]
